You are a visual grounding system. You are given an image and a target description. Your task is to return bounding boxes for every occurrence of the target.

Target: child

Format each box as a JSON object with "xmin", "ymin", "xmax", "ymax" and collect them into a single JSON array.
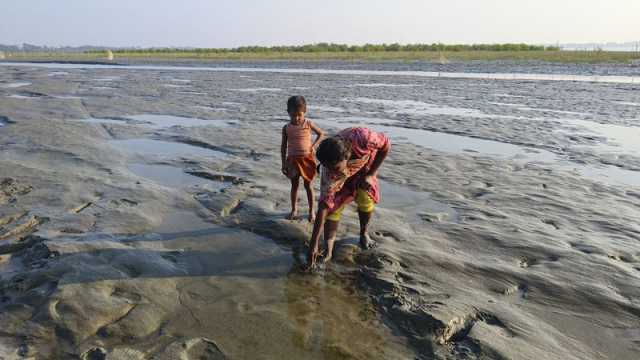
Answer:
[{"xmin": 281, "ymin": 96, "xmax": 324, "ymax": 222}]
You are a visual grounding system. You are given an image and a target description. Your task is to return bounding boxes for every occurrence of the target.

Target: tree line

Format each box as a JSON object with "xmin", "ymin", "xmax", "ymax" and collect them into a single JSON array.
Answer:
[{"xmin": 85, "ymin": 43, "xmax": 560, "ymax": 54}]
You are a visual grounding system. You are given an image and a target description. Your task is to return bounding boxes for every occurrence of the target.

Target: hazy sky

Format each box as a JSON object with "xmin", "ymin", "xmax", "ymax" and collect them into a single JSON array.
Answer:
[{"xmin": 0, "ymin": 0, "xmax": 638, "ymax": 47}]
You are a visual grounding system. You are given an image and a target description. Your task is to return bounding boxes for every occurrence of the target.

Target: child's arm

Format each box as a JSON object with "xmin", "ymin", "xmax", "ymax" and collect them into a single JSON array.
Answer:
[
  {"xmin": 281, "ymin": 125, "xmax": 288, "ymax": 175},
  {"xmin": 307, "ymin": 203, "xmax": 329, "ymax": 269},
  {"xmin": 309, "ymin": 121, "xmax": 325, "ymax": 151}
]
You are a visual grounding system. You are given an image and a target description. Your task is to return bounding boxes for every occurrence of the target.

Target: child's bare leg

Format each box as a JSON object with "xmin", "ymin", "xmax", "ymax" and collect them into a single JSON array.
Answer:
[
  {"xmin": 323, "ymin": 220, "xmax": 339, "ymax": 262},
  {"xmin": 303, "ymin": 180, "xmax": 315, "ymax": 222},
  {"xmin": 358, "ymin": 210, "xmax": 373, "ymax": 249},
  {"xmin": 287, "ymin": 176, "xmax": 300, "ymax": 220}
]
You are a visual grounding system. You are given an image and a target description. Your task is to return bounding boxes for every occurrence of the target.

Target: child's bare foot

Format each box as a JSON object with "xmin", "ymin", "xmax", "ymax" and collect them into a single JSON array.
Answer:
[
  {"xmin": 308, "ymin": 211, "xmax": 315, "ymax": 223},
  {"xmin": 322, "ymin": 250, "xmax": 333, "ymax": 263},
  {"xmin": 359, "ymin": 233, "xmax": 375, "ymax": 250},
  {"xmin": 286, "ymin": 210, "xmax": 298, "ymax": 220}
]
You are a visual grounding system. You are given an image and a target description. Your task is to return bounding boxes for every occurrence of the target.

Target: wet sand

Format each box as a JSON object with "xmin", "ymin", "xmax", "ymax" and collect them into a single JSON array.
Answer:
[{"xmin": 1, "ymin": 61, "xmax": 639, "ymax": 359}]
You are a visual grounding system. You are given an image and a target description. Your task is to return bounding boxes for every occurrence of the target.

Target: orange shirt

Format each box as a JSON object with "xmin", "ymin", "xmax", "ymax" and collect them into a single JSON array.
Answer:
[{"xmin": 286, "ymin": 120, "xmax": 313, "ymax": 157}]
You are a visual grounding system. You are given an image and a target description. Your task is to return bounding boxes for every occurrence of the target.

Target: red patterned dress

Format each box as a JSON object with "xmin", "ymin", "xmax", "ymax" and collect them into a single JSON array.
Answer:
[{"xmin": 319, "ymin": 127, "xmax": 390, "ymax": 213}]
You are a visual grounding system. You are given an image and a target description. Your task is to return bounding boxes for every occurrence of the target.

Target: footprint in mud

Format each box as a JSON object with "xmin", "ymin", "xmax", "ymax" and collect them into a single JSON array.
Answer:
[
  {"xmin": 541, "ymin": 219, "xmax": 560, "ymax": 230},
  {"xmin": 0, "ymin": 178, "xmax": 33, "ymax": 205},
  {"xmin": 160, "ymin": 337, "xmax": 226, "ymax": 359},
  {"xmin": 81, "ymin": 347, "xmax": 107, "ymax": 360},
  {"xmin": 106, "ymin": 198, "xmax": 139, "ymax": 208},
  {"xmin": 418, "ymin": 212, "xmax": 449, "ymax": 223},
  {"xmin": 570, "ymin": 242, "xmax": 606, "ymax": 256},
  {"xmin": 439, "ymin": 310, "xmax": 515, "ymax": 344},
  {"xmin": 608, "ymin": 254, "xmax": 632, "ymax": 263},
  {"xmin": 111, "ymin": 287, "xmax": 142, "ymax": 303},
  {"xmin": 471, "ymin": 189, "xmax": 492, "ymax": 199},
  {"xmin": 236, "ymin": 302, "xmax": 254, "ymax": 312},
  {"xmin": 518, "ymin": 257, "xmax": 538, "ymax": 268},
  {"xmin": 373, "ymin": 230, "xmax": 402, "ymax": 242},
  {"xmin": 547, "ymin": 255, "xmax": 560, "ymax": 262},
  {"xmin": 502, "ymin": 284, "xmax": 528, "ymax": 299},
  {"xmin": 395, "ymin": 271, "xmax": 430, "ymax": 288}
]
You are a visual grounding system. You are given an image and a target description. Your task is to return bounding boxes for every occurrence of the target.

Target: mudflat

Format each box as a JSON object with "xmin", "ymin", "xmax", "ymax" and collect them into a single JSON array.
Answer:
[{"xmin": 0, "ymin": 61, "xmax": 639, "ymax": 359}]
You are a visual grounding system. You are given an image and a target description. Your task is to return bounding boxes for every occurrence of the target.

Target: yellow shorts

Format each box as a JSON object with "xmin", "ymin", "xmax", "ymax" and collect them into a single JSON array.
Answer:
[{"xmin": 326, "ymin": 189, "xmax": 374, "ymax": 221}]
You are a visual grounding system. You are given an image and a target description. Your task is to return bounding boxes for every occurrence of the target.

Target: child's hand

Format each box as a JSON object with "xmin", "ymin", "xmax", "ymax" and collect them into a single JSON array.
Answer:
[
  {"xmin": 360, "ymin": 175, "xmax": 375, "ymax": 190},
  {"xmin": 282, "ymin": 165, "xmax": 288, "ymax": 176}
]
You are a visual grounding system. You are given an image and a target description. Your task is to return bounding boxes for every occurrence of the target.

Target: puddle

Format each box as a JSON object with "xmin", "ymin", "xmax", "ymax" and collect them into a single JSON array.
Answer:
[
  {"xmin": 493, "ymin": 93, "xmax": 526, "ymax": 98},
  {"xmin": 517, "ymin": 107, "xmax": 589, "ymax": 117},
  {"xmin": 108, "ymin": 162, "xmax": 415, "ymax": 358},
  {"xmin": 127, "ymin": 114, "xmax": 237, "ymax": 128},
  {"xmin": 561, "ymin": 119, "xmax": 640, "ymax": 155},
  {"xmin": 110, "ymin": 138, "xmax": 227, "ymax": 159},
  {"xmin": 177, "ymin": 91, "xmax": 207, "ymax": 96},
  {"xmin": 350, "ymin": 83, "xmax": 418, "ymax": 88},
  {"xmin": 222, "ymin": 101, "xmax": 243, "ymax": 107},
  {"xmin": 316, "ymin": 118, "xmax": 640, "ymax": 188},
  {"xmin": 194, "ymin": 105, "xmax": 229, "ymax": 112},
  {"xmin": 84, "ymin": 114, "xmax": 238, "ymax": 129},
  {"xmin": 52, "ymin": 95, "xmax": 82, "ymax": 99},
  {"xmin": 0, "ymin": 82, "xmax": 31, "ymax": 88},
  {"xmin": 322, "ymin": 116, "xmax": 400, "ymax": 125},
  {"xmin": 614, "ymin": 101, "xmax": 640, "ymax": 107},
  {"xmin": 314, "ymin": 118, "xmax": 557, "ymax": 163},
  {"xmin": 6, "ymin": 94, "xmax": 41, "ymax": 99},
  {"xmin": 120, "ymin": 209, "xmax": 413, "ymax": 359},
  {"xmin": 567, "ymin": 163, "xmax": 640, "ymax": 188},
  {"xmin": 83, "ymin": 118, "xmax": 140, "ymax": 126},
  {"xmin": 3, "ymin": 62, "xmax": 637, "ymax": 84},
  {"xmin": 163, "ymin": 84, "xmax": 191, "ymax": 88},
  {"xmin": 128, "ymin": 164, "xmax": 218, "ymax": 189},
  {"xmin": 350, "ymin": 97, "xmax": 518, "ymax": 119},
  {"xmin": 308, "ymin": 105, "xmax": 346, "ymax": 113},
  {"xmin": 94, "ymin": 77, "xmax": 119, "ymax": 82},
  {"xmin": 379, "ymin": 180, "xmax": 458, "ymax": 222},
  {"xmin": 488, "ymin": 102, "xmax": 523, "ymax": 107},
  {"xmin": 233, "ymin": 88, "xmax": 282, "ymax": 92}
]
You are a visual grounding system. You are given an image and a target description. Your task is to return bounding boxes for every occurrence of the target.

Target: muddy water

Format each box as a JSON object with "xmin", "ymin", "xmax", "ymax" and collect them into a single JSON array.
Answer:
[
  {"xmin": 314, "ymin": 118, "xmax": 557, "ymax": 162},
  {"xmin": 110, "ymin": 139, "xmax": 227, "ymax": 159},
  {"xmin": 83, "ymin": 114, "xmax": 238, "ymax": 129},
  {"xmin": 128, "ymin": 164, "xmax": 209, "ymax": 188},
  {"xmin": 315, "ymin": 117, "xmax": 640, "ymax": 187},
  {"xmin": 107, "ymin": 140, "xmax": 413, "ymax": 358},
  {"xmin": 130, "ymin": 211, "xmax": 413, "ymax": 359},
  {"xmin": 0, "ymin": 81, "xmax": 31, "ymax": 88},
  {"xmin": 1, "ymin": 62, "xmax": 638, "ymax": 84}
]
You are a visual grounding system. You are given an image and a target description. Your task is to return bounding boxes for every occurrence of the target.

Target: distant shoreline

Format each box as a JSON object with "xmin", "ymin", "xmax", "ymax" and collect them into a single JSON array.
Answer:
[{"xmin": 2, "ymin": 50, "xmax": 640, "ymax": 64}]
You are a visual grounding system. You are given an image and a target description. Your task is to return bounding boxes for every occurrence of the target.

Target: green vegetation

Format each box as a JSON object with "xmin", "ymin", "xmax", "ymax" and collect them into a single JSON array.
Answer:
[
  {"xmin": 2, "ymin": 43, "xmax": 639, "ymax": 64},
  {"xmin": 86, "ymin": 43, "xmax": 560, "ymax": 54}
]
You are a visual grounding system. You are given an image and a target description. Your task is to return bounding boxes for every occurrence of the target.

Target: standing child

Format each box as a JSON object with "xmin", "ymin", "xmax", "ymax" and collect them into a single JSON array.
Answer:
[{"xmin": 281, "ymin": 96, "xmax": 324, "ymax": 222}]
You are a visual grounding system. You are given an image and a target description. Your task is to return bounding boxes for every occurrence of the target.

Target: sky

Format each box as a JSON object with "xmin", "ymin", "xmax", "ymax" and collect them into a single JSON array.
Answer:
[{"xmin": 0, "ymin": 0, "xmax": 638, "ymax": 47}]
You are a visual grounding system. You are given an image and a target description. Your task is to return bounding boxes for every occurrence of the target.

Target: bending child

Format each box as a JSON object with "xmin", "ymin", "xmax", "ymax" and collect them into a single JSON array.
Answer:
[{"xmin": 281, "ymin": 96, "xmax": 325, "ymax": 222}]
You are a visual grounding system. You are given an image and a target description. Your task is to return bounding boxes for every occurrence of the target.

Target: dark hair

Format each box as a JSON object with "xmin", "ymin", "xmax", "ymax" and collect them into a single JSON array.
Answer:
[
  {"xmin": 287, "ymin": 95, "xmax": 307, "ymax": 113},
  {"xmin": 317, "ymin": 137, "xmax": 351, "ymax": 166}
]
